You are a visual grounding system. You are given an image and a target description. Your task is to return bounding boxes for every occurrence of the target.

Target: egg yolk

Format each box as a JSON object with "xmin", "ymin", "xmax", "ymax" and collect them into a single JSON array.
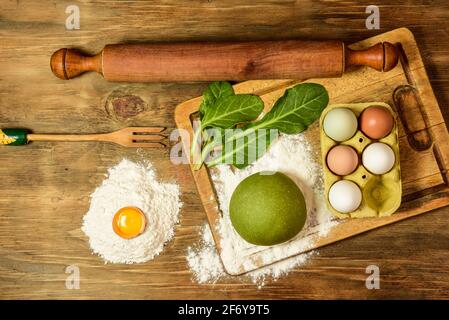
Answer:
[{"xmin": 112, "ymin": 207, "xmax": 146, "ymax": 239}]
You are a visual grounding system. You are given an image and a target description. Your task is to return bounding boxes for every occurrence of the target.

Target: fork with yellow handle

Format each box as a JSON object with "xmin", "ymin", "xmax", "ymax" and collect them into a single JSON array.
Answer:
[{"xmin": 0, "ymin": 127, "xmax": 167, "ymax": 148}]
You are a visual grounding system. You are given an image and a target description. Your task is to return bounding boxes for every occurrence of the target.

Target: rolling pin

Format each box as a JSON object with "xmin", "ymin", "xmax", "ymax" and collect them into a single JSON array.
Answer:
[{"xmin": 50, "ymin": 40, "xmax": 399, "ymax": 82}]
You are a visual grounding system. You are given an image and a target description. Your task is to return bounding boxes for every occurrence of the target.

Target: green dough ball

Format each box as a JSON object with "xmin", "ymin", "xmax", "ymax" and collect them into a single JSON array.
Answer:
[{"xmin": 229, "ymin": 172, "xmax": 307, "ymax": 246}]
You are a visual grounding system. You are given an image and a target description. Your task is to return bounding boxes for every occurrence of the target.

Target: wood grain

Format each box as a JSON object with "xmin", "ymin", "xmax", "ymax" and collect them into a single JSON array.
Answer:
[{"xmin": 0, "ymin": 0, "xmax": 449, "ymax": 299}]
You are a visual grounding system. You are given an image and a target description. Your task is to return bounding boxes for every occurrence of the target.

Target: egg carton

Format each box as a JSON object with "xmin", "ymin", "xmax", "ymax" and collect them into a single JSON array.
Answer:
[{"xmin": 320, "ymin": 102, "xmax": 402, "ymax": 219}]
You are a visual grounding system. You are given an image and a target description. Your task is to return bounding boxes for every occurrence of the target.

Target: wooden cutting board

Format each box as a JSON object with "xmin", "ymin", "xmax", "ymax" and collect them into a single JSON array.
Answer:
[{"xmin": 174, "ymin": 27, "xmax": 449, "ymax": 275}]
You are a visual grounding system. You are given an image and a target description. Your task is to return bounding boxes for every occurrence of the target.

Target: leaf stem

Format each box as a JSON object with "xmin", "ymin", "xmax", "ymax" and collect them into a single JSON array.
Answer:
[
  {"xmin": 190, "ymin": 125, "xmax": 203, "ymax": 169},
  {"xmin": 200, "ymin": 138, "xmax": 221, "ymax": 164}
]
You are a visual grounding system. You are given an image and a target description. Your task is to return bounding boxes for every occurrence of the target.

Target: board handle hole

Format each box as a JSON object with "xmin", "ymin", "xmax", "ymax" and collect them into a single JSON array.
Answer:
[{"xmin": 359, "ymin": 138, "xmax": 364, "ymax": 143}]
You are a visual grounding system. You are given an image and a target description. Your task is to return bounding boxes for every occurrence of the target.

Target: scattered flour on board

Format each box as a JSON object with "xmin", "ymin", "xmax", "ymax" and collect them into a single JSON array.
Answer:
[
  {"xmin": 82, "ymin": 159, "xmax": 182, "ymax": 264},
  {"xmin": 187, "ymin": 132, "xmax": 338, "ymax": 287}
]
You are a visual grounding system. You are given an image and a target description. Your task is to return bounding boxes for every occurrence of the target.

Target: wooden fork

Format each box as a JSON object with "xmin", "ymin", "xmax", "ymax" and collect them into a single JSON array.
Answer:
[{"xmin": 0, "ymin": 127, "xmax": 168, "ymax": 148}]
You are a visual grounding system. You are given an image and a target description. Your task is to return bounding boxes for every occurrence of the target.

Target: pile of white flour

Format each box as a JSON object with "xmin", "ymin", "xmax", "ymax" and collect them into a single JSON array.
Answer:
[
  {"xmin": 187, "ymin": 132, "xmax": 338, "ymax": 287},
  {"xmin": 82, "ymin": 159, "xmax": 182, "ymax": 264}
]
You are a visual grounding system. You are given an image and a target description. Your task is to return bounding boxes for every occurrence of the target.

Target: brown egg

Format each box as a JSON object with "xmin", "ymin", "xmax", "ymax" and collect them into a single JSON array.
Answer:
[
  {"xmin": 326, "ymin": 145, "xmax": 359, "ymax": 176},
  {"xmin": 360, "ymin": 106, "xmax": 394, "ymax": 139}
]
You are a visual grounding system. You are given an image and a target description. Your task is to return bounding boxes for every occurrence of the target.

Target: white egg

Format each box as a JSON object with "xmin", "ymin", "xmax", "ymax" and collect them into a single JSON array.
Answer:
[
  {"xmin": 362, "ymin": 142, "xmax": 395, "ymax": 175},
  {"xmin": 328, "ymin": 180, "xmax": 362, "ymax": 213},
  {"xmin": 323, "ymin": 108, "xmax": 358, "ymax": 142}
]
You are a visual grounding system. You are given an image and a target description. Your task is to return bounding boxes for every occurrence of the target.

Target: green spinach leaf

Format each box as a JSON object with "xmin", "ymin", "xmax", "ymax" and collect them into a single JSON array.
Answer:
[
  {"xmin": 205, "ymin": 128, "xmax": 279, "ymax": 169},
  {"xmin": 245, "ymin": 83, "xmax": 329, "ymax": 134},
  {"xmin": 201, "ymin": 94, "xmax": 264, "ymax": 129},
  {"xmin": 199, "ymin": 81, "xmax": 235, "ymax": 117},
  {"xmin": 192, "ymin": 82, "xmax": 329, "ymax": 170},
  {"xmin": 191, "ymin": 84, "xmax": 263, "ymax": 166}
]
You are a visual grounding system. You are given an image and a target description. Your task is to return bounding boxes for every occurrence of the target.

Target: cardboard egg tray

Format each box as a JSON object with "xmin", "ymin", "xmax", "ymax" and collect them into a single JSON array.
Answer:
[{"xmin": 320, "ymin": 102, "xmax": 402, "ymax": 219}]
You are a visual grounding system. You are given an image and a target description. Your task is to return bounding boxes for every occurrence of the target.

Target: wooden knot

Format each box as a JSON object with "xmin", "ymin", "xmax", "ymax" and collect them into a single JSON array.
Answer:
[{"xmin": 105, "ymin": 92, "xmax": 146, "ymax": 122}]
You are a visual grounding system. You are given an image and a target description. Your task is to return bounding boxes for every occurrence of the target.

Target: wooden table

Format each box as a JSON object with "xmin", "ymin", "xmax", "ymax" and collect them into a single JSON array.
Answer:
[{"xmin": 0, "ymin": 0, "xmax": 448, "ymax": 299}]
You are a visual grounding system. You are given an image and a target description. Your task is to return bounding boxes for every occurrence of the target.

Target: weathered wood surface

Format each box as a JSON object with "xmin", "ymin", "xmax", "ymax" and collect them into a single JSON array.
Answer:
[{"xmin": 0, "ymin": 0, "xmax": 449, "ymax": 299}]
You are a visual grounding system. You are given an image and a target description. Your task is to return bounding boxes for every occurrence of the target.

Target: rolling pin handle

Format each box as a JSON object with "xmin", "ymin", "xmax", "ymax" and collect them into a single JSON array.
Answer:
[
  {"xmin": 345, "ymin": 42, "xmax": 399, "ymax": 72},
  {"xmin": 50, "ymin": 48, "xmax": 102, "ymax": 80}
]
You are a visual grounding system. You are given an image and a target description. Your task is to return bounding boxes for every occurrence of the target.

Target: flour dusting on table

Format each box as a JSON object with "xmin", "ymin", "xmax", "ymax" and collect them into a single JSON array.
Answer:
[
  {"xmin": 187, "ymin": 132, "xmax": 338, "ymax": 287},
  {"xmin": 82, "ymin": 159, "xmax": 182, "ymax": 264}
]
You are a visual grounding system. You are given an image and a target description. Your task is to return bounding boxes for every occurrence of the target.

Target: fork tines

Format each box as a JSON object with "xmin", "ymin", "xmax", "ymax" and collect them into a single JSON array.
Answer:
[{"xmin": 129, "ymin": 127, "xmax": 168, "ymax": 148}]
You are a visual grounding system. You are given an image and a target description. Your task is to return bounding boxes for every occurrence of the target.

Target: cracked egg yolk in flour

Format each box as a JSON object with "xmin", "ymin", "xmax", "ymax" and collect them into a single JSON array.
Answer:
[{"xmin": 112, "ymin": 207, "xmax": 147, "ymax": 239}]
